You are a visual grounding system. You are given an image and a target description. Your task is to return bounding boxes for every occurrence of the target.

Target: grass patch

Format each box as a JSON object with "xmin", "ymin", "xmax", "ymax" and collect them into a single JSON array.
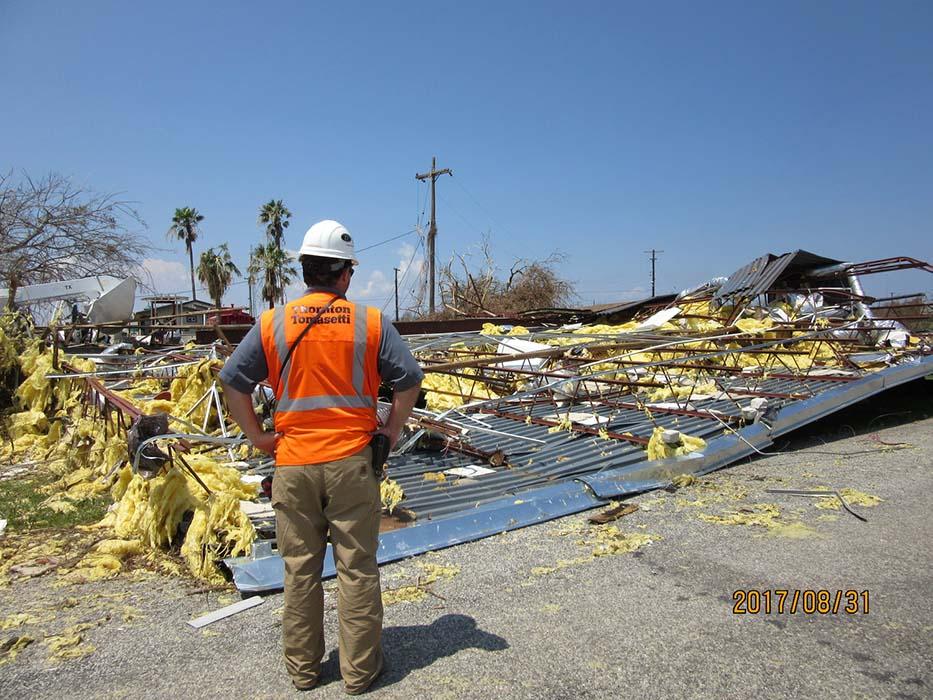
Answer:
[{"xmin": 0, "ymin": 477, "xmax": 110, "ymax": 530}]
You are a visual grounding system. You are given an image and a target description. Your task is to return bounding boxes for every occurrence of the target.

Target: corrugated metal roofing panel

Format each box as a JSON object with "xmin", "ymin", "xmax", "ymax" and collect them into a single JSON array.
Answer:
[
  {"xmin": 225, "ymin": 355, "xmax": 933, "ymax": 593},
  {"xmin": 227, "ymin": 356, "xmax": 933, "ymax": 592},
  {"xmin": 715, "ymin": 250, "xmax": 842, "ymax": 303}
]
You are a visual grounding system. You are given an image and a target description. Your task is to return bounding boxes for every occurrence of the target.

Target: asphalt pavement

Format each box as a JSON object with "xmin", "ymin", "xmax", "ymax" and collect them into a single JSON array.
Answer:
[{"xmin": 1, "ymin": 380, "xmax": 930, "ymax": 699}]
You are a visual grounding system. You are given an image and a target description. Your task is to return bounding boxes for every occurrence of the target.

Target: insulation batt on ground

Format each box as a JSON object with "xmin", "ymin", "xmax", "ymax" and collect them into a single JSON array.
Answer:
[
  {"xmin": 0, "ymin": 336, "xmax": 260, "ymax": 584},
  {"xmin": 646, "ymin": 427, "xmax": 707, "ymax": 461}
]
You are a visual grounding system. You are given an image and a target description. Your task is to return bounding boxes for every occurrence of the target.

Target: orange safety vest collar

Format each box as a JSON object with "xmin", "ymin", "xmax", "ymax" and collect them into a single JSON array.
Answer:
[{"xmin": 259, "ymin": 292, "xmax": 382, "ymax": 465}]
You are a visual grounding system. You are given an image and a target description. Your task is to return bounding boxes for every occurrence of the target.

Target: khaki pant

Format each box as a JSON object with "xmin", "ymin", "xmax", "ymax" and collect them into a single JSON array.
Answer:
[{"xmin": 272, "ymin": 445, "xmax": 384, "ymax": 691}]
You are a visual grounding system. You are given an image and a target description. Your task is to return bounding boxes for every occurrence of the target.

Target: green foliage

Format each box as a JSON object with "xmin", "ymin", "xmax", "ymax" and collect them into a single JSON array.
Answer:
[
  {"xmin": 248, "ymin": 243, "xmax": 296, "ymax": 309},
  {"xmin": 258, "ymin": 199, "xmax": 292, "ymax": 249},
  {"xmin": 167, "ymin": 207, "xmax": 205, "ymax": 300},
  {"xmin": 196, "ymin": 244, "xmax": 241, "ymax": 309}
]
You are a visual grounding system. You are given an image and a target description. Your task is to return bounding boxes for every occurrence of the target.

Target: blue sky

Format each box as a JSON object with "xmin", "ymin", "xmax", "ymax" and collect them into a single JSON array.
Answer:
[{"xmin": 2, "ymin": 0, "xmax": 931, "ymax": 313}]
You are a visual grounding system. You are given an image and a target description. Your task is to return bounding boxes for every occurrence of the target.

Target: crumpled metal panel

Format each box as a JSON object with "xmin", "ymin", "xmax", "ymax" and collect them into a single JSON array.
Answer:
[
  {"xmin": 225, "ymin": 353, "xmax": 932, "ymax": 593},
  {"xmin": 578, "ymin": 423, "xmax": 774, "ymax": 499},
  {"xmin": 715, "ymin": 250, "xmax": 841, "ymax": 302},
  {"xmin": 225, "ymin": 480, "xmax": 602, "ymax": 593},
  {"xmin": 771, "ymin": 356, "xmax": 930, "ymax": 436}
]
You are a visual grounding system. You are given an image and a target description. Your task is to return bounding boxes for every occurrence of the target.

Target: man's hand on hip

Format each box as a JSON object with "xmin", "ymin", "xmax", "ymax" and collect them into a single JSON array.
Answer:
[
  {"xmin": 251, "ymin": 430, "xmax": 282, "ymax": 456},
  {"xmin": 379, "ymin": 383, "xmax": 422, "ymax": 450},
  {"xmin": 373, "ymin": 425, "xmax": 401, "ymax": 450}
]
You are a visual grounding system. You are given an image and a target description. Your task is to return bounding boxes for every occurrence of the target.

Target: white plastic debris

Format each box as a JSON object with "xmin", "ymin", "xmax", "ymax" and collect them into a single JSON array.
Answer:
[
  {"xmin": 768, "ymin": 307, "xmax": 790, "ymax": 322},
  {"xmin": 741, "ymin": 407, "xmax": 760, "ymax": 421},
  {"xmin": 444, "ymin": 465, "xmax": 496, "ymax": 478},
  {"xmin": 635, "ymin": 307, "xmax": 682, "ymax": 331},
  {"xmin": 492, "ymin": 338, "xmax": 552, "ymax": 372},
  {"xmin": 187, "ymin": 596, "xmax": 263, "ymax": 629},
  {"xmin": 544, "ymin": 412, "xmax": 609, "ymax": 427},
  {"xmin": 239, "ymin": 500, "xmax": 274, "ymax": 518},
  {"xmin": 0, "ymin": 518, "xmax": 7, "ymax": 537},
  {"xmin": 790, "ymin": 293, "xmax": 824, "ymax": 315}
]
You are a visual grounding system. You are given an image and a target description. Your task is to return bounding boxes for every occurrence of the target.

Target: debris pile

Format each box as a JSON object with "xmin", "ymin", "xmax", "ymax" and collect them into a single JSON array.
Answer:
[
  {"xmin": 1, "ymin": 249, "xmax": 930, "ymax": 593},
  {"xmin": 1, "ymin": 328, "xmax": 258, "ymax": 584}
]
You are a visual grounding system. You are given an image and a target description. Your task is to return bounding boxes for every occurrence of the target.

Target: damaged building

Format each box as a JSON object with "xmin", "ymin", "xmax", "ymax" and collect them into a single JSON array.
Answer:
[{"xmin": 1, "ymin": 250, "xmax": 930, "ymax": 593}]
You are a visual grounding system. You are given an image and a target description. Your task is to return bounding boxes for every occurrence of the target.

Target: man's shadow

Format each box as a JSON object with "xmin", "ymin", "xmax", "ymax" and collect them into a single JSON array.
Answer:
[{"xmin": 320, "ymin": 614, "xmax": 508, "ymax": 690}]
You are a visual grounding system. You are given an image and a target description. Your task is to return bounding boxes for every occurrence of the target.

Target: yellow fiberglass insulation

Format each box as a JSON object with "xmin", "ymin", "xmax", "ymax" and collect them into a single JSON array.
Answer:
[
  {"xmin": 678, "ymin": 301, "xmax": 724, "ymax": 332},
  {"xmin": 645, "ymin": 381, "xmax": 718, "ymax": 403},
  {"xmin": 421, "ymin": 370, "xmax": 498, "ymax": 411},
  {"xmin": 0, "ymin": 346, "xmax": 96, "ymax": 464},
  {"xmin": 646, "ymin": 426, "xmax": 707, "ymax": 461},
  {"xmin": 381, "ymin": 478, "xmax": 404, "ymax": 513},
  {"xmin": 141, "ymin": 399, "xmax": 177, "ymax": 416},
  {"xmin": 95, "ymin": 538, "xmax": 146, "ymax": 557},
  {"xmin": 14, "ymin": 343, "xmax": 95, "ymax": 415},
  {"xmin": 112, "ymin": 467, "xmax": 199, "ymax": 548},
  {"xmin": 480, "ymin": 323, "xmax": 530, "ymax": 336},
  {"xmin": 180, "ymin": 453, "xmax": 261, "ymax": 497},
  {"xmin": 0, "ymin": 325, "xmax": 18, "ymax": 372},
  {"xmin": 170, "ymin": 359, "xmax": 223, "ymax": 427},
  {"xmin": 734, "ymin": 317, "xmax": 775, "ymax": 335},
  {"xmin": 119, "ymin": 378, "xmax": 165, "ymax": 397},
  {"xmin": 181, "ymin": 492, "xmax": 255, "ymax": 584},
  {"xmin": 110, "ymin": 459, "xmax": 257, "ymax": 581}
]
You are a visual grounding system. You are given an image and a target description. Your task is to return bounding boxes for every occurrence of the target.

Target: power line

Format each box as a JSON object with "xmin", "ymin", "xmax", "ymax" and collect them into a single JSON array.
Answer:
[
  {"xmin": 438, "ymin": 190, "xmax": 483, "ymax": 236},
  {"xmin": 356, "ymin": 228, "xmax": 417, "ymax": 253},
  {"xmin": 381, "ymin": 236, "xmax": 424, "ymax": 314},
  {"xmin": 451, "ymin": 176, "xmax": 524, "ymax": 260},
  {"xmin": 416, "ymin": 178, "xmax": 430, "ymax": 230}
]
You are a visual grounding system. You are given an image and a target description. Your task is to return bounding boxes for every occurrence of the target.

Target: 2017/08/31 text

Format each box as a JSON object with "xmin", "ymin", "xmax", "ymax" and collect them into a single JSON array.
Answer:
[{"xmin": 732, "ymin": 590, "xmax": 869, "ymax": 615}]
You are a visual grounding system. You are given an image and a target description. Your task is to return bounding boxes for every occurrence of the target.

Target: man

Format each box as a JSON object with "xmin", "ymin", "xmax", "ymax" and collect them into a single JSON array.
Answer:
[{"xmin": 220, "ymin": 219, "xmax": 423, "ymax": 694}]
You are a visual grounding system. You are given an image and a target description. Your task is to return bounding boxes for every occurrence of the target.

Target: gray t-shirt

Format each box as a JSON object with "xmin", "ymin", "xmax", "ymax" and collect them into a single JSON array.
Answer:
[{"xmin": 219, "ymin": 288, "xmax": 424, "ymax": 394}]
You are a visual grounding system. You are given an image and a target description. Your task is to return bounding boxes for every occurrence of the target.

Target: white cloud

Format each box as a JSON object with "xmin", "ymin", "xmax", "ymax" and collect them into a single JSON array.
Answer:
[
  {"xmin": 137, "ymin": 258, "xmax": 191, "ymax": 295},
  {"xmin": 352, "ymin": 269, "xmax": 393, "ymax": 301},
  {"xmin": 396, "ymin": 242, "xmax": 424, "ymax": 280},
  {"xmin": 280, "ymin": 242, "xmax": 426, "ymax": 308}
]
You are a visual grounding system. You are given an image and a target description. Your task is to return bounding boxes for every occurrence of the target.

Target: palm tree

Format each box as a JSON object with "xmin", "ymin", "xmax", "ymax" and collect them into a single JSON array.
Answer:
[
  {"xmin": 258, "ymin": 200, "xmax": 291, "ymax": 250},
  {"xmin": 258, "ymin": 200, "xmax": 292, "ymax": 304},
  {"xmin": 196, "ymin": 244, "xmax": 241, "ymax": 310},
  {"xmin": 249, "ymin": 243, "xmax": 296, "ymax": 309},
  {"xmin": 168, "ymin": 207, "xmax": 204, "ymax": 301}
]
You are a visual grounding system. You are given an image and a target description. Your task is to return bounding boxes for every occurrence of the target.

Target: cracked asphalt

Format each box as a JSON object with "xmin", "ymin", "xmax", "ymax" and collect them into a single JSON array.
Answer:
[{"xmin": 1, "ymin": 379, "xmax": 930, "ymax": 699}]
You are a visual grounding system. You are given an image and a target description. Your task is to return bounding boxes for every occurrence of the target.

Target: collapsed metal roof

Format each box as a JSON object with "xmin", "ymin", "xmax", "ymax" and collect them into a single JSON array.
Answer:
[
  {"xmin": 224, "ymin": 250, "xmax": 933, "ymax": 592},
  {"xmin": 713, "ymin": 250, "xmax": 837, "ymax": 302},
  {"xmin": 8, "ymin": 248, "xmax": 929, "ymax": 592}
]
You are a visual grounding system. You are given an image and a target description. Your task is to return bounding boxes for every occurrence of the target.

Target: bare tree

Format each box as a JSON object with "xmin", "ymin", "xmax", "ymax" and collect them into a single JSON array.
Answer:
[
  {"xmin": 436, "ymin": 235, "xmax": 575, "ymax": 319},
  {"xmin": 0, "ymin": 171, "xmax": 148, "ymax": 308}
]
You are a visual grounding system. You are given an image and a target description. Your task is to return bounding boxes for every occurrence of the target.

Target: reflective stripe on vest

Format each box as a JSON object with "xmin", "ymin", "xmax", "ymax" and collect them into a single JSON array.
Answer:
[{"xmin": 270, "ymin": 303, "xmax": 375, "ymax": 413}]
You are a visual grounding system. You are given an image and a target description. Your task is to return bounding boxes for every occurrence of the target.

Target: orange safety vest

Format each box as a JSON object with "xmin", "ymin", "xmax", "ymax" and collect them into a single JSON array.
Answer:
[{"xmin": 259, "ymin": 291, "xmax": 382, "ymax": 466}]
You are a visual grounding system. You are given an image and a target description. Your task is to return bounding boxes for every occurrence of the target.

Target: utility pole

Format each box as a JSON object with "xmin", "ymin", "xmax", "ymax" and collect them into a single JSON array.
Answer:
[
  {"xmin": 415, "ymin": 156, "xmax": 452, "ymax": 314},
  {"xmin": 645, "ymin": 249, "xmax": 663, "ymax": 297},
  {"xmin": 393, "ymin": 267, "xmax": 400, "ymax": 322}
]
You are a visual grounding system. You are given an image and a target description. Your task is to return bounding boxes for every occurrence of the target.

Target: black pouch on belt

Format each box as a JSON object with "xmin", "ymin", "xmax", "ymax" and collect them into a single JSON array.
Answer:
[{"xmin": 369, "ymin": 433, "xmax": 390, "ymax": 477}]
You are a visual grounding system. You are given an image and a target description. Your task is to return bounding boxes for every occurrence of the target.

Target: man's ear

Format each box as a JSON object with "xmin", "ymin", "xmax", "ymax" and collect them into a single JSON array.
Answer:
[{"xmin": 340, "ymin": 266, "xmax": 353, "ymax": 286}]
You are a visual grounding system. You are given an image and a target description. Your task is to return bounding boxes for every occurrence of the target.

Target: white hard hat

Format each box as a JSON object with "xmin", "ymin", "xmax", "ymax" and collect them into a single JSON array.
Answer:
[{"xmin": 298, "ymin": 220, "xmax": 358, "ymax": 265}]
